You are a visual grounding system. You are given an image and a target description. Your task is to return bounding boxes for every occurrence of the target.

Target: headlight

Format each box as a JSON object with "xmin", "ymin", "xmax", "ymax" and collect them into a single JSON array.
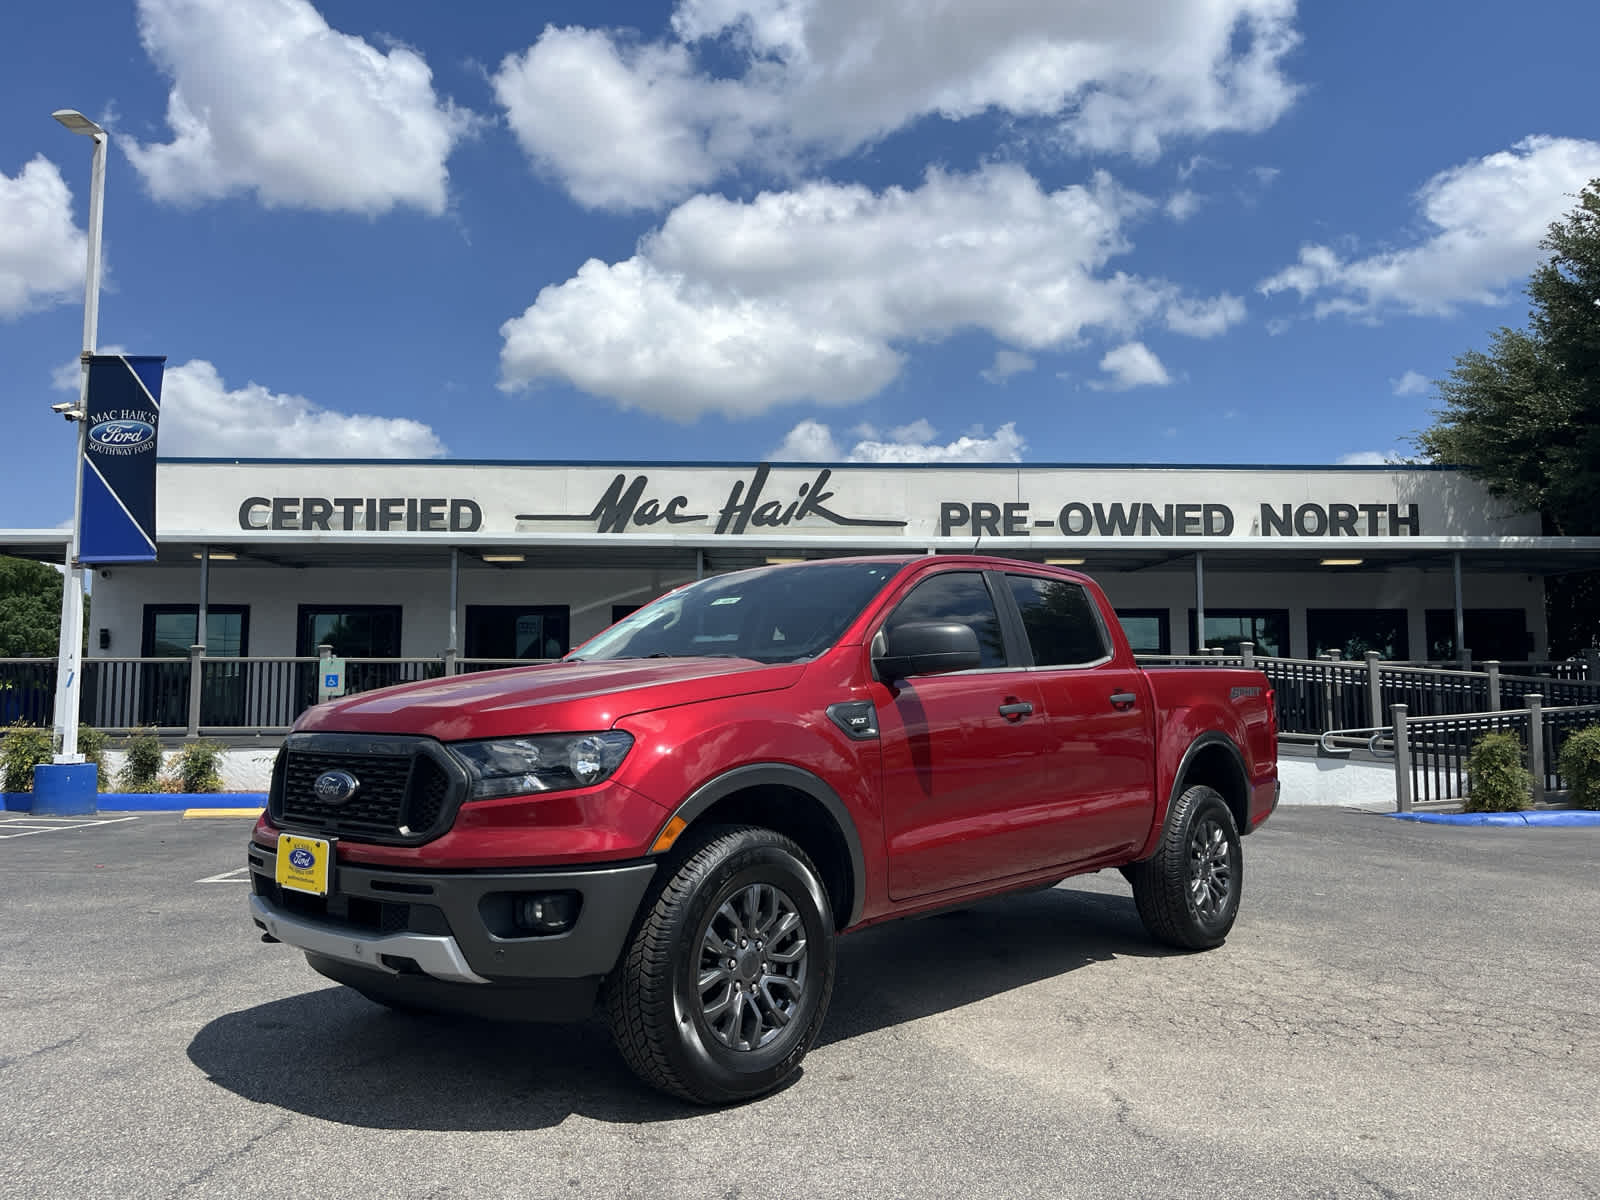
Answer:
[{"xmin": 451, "ymin": 732, "xmax": 634, "ymax": 800}]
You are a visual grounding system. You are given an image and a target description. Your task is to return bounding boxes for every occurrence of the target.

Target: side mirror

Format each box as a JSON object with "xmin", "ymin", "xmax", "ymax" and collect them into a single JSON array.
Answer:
[{"xmin": 874, "ymin": 621, "xmax": 982, "ymax": 681}]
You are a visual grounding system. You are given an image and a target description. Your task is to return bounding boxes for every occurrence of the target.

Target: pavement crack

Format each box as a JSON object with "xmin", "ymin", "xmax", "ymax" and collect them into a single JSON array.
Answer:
[
  {"xmin": 0, "ymin": 1032, "xmax": 84, "ymax": 1071},
  {"xmin": 171, "ymin": 1113, "xmax": 290, "ymax": 1197}
]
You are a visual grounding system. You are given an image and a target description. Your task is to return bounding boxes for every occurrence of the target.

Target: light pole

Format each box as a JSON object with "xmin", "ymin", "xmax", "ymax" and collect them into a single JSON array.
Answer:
[{"xmin": 50, "ymin": 108, "xmax": 107, "ymax": 765}]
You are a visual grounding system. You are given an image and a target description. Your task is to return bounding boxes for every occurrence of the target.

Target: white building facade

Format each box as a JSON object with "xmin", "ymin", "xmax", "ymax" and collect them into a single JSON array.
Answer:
[{"xmin": 70, "ymin": 458, "xmax": 1591, "ymax": 672}]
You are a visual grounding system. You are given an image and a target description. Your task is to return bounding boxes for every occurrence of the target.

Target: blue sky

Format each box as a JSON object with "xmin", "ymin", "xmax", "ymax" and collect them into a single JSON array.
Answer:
[{"xmin": 2, "ymin": 0, "xmax": 1598, "ymax": 528}]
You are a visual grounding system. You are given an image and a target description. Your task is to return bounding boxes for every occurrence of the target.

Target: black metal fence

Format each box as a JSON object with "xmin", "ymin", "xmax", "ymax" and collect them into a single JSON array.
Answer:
[
  {"xmin": 1139, "ymin": 648, "xmax": 1600, "ymax": 738},
  {"xmin": 6, "ymin": 646, "xmax": 1599, "ymax": 739},
  {"xmin": 0, "ymin": 653, "xmax": 545, "ymax": 734},
  {"xmin": 1319, "ymin": 700, "xmax": 1600, "ymax": 808}
]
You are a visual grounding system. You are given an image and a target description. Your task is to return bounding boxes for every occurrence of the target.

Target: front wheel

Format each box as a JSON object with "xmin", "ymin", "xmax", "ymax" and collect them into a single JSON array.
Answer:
[
  {"xmin": 1127, "ymin": 784, "xmax": 1242, "ymax": 950},
  {"xmin": 606, "ymin": 826, "xmax": 836, "ymax": 1104}
]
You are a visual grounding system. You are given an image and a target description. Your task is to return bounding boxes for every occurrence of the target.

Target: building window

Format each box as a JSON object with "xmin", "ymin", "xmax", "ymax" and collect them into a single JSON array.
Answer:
[
  {"xmin": 137, "ymin": 606, "xmax": 250, "ymax": 727},
  {"xmin": 296, "ymin": 606, "xmax": 402, "ymax": 658},
  {"xmin": 611, "ymin": 604, "xmax": 645, "ymax": 625},
  {"xmin": 1005, "ymin": 575, "xmax": 1108, "ymax": 665},
  {"xmin": 1116, "ymin": 609, "xmax": 1171, "ymax": 655},
  {"xmin": 1189, "ymin": 609, "xmax": 1290, "ymax": 656},
  {"xmin": 1424, "ymin": 609, "xmax": 1532, "ymax": 663},
  {"xmin": 141, "ymin": 605, "xmax": 250, "ymax": 657},
  {"xmin": 465, "ymin": 605, "xmax": 570, "ymax": 660},
  {"xmin": 1307, "ymin": 609, "xmax": 1410, "ymax": 661}
]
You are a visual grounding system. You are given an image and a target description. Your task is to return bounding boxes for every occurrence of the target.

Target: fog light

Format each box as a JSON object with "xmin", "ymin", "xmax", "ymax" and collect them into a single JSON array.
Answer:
[{"xmin": 514, "ymin": 892, "xmax": 578, "ymax": 935}]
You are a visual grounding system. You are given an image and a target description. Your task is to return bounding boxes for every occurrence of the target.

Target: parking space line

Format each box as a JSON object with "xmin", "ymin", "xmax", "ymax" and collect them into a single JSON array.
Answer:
[
  {"xmin": 183, "ymin": 808, "xmax": 265, "ymax": 819},
  {"xmin": 0, "ymin": 815, "xmax": 141, "ymax": 839},
  {"xmin": 197, "ymin": 866, "xmax": 251, "ymax": 884}
]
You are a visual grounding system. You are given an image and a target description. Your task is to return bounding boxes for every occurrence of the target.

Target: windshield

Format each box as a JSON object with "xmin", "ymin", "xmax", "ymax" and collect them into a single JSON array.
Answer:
[{"xmin": 573, "ymin": 561, "xmax": 904, "ymax": 665}]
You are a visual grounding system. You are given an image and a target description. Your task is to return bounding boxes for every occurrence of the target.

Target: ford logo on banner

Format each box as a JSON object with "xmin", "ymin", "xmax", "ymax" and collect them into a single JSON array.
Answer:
[
  {"xmin": 314, "ymin": 770, "xmax": 361, "ymax": 805},
  {"xmin": 88, "ymin": 420, "xmax": 157, "ymax": 451}
]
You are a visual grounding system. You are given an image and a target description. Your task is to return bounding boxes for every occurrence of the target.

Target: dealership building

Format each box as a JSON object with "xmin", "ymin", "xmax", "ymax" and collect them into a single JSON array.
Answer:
[{"xmin": 3, "ymin": 457, "xmax": 1586, "ymax": 681}]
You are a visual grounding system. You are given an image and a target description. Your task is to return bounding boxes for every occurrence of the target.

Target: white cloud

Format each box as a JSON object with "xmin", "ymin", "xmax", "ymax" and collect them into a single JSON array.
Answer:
[
  {"xmin": 51, "ymin": 356, "xmax": 445, "ymax": 457},
  {"xmin": 1391, "ymin": 370, "xmax": 1430, "ymax": 396},
  {"xmin": 1260, "ymin": 136, "xmax": 1600, "ymax": 318},
  {"xmin": 1164, "ymin": 293, "xmax": 1246, "ymax": 337},
  {"xmin": 1337, "ymin": 451, "xmax": 1401, "ymax": 466},
  {"xmin": 981, "ymin": 349, "xmax": 1035, "ymax": 383},
  {"xmin": 1091, "ymin": 341, "xmax": 1171, "ymax": 390},
  {"xmin": 125, "ymin": 0, "xmax": 475, "ymax": 215},
  {"xmin": 493, "ymin": 28, "xmax": 766, "ymax": 212},
  {"xmin": 772, "ymin": 418, "xmax": 1025, "ymax": 463},
  {"xmin": 1166, "ymin": 189, "xmax": 1203, "ymax": 221},
  {"xmin": 501, "ymin": 164, "xmax": 1236, "ymax": 418},
  {"xmin": 0, "ymin": 157, "xmax": 85, "ymax": 319},
  {"xmin": 494, "ymin": 1, "xmax": 1302, "ymax": 210}
]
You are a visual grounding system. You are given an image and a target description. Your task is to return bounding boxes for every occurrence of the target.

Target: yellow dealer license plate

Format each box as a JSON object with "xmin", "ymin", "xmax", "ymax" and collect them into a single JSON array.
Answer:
[{"xmin": 276, "ymin": 833, "xmax": 333, "ymax": 897}]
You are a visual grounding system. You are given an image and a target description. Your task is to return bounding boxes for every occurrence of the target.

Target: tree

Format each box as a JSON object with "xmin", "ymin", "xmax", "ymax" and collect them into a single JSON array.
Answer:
[
  {"xmin": 1416, "ymin": 179, "xmax": 1600, "ymax": 654},
  {"xmin": 0, "ymin": 557, "xmax": 65, "ymax": 657}
]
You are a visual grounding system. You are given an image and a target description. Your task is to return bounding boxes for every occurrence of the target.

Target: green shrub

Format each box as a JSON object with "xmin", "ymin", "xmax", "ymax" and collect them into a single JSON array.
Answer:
[
  {"xmin": 0, "ymin": 721, "xmax": 53, "ymax": 793},
  {"xmin": 118, "ymin": 728, "xmax": 165, "ymax": 793},
  {"xmin": 78, "ymin": 726, "xmax": 110, "ymax": 792},
  {"xmin": 1557, "ymin": 725, "xmax": 1600, "ymax": 810},
  {"xmin": 171, "ymin": 740, "xmax": 225, "ymax": 793},
  {"xmin": 1464, "ymin": 731, "xmax": 1532, "ymax": 812}
]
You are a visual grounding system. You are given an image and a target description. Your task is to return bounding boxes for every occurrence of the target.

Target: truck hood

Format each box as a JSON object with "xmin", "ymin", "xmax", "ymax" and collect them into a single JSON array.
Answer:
[{"xmin": 295, "ymin": 657, "xmax": 807, "ymax": 742}]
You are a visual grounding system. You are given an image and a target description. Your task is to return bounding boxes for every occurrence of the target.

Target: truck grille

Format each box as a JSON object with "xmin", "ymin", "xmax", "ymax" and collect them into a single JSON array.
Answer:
[{"xmin": 271, "ymin": 734, "xmax": 465, "ymax": 844}]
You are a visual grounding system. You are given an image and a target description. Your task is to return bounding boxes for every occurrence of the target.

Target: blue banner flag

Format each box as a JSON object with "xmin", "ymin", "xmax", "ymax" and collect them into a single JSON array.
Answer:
[{"xmin": 79, "ymin": 354, "xmax": 166, "ymax": 563}]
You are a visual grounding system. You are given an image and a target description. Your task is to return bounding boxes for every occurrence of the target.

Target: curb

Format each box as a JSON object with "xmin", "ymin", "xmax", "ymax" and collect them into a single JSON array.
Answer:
[
  {"xmin": 1385, "ymin": 810, "xmax": 1600, "ymax": 827},
  {"xmin": 4, "ymin": 790, "xmax": 272, "ymax": 819}
]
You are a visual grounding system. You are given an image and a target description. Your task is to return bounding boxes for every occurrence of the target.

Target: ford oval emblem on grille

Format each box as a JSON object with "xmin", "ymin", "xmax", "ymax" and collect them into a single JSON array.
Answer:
[{"xmin": 314, "ymin": 770, "xmax": 360, "ymax": 805}]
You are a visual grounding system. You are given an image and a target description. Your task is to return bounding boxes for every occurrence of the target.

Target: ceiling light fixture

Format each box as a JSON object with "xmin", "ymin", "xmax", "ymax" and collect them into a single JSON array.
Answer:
[
  {"xmin": 1320, "ymin": 558, "xmax": 1364, "ymax": 567},
  {"xmin": 482, "ymin": 553, "xmax": 525, "ymax": 563},
  {"xmin": 1046, "ymin": 557, "xmax": 1086, "ymax": 566}
]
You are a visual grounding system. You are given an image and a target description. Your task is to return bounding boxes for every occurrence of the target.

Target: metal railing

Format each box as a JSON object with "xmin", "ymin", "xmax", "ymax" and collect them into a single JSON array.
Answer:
[
  {"xmin": 0, "ymin": 648, "xmax": 559, "ymax": 736},
  {"xmin": 4, "ymin": 642, "xmax": 1597, "ymax": 741},
  {"xmin": 1320, "ymin": 697, "xmax": 1600, "ymax": 811},
  {"xmin": 1139, "ymin": 646, "xmax": 1600, "ymax": 737}
]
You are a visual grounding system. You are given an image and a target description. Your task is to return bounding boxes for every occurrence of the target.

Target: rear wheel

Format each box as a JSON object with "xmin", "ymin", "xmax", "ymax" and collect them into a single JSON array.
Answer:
[
  {"xmin": 606, "ymin": 825, "xmax": 836, "ymax": 1104},
  {"xmin": 1127, "ymin": 784, "xmax": 1241, "ymax": 950}
]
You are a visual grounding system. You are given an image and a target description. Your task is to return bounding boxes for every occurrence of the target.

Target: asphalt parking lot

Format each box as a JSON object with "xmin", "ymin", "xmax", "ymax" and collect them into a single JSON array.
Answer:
[{"xmin": 2, "ymin": 807, "xmax": 1597, "ymax": 1200}]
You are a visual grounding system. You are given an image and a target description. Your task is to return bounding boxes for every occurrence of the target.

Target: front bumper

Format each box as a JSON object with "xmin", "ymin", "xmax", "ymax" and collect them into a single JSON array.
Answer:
[{"xmin": 247, "ymin": 840, "xmax": 657, "ymax": 986}]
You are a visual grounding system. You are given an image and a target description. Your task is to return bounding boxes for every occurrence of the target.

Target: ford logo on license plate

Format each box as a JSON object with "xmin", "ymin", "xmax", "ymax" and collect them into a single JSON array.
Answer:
[{"xmin": 314, "ymin": 770, "xmax": 360, "ymax": 805}]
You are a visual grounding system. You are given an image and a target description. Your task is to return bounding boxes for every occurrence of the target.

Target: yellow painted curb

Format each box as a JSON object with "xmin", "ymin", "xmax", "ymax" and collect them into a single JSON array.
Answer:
[{"xmin": 182, "ymin": 808, "xmax": 265, "ymax": 819}]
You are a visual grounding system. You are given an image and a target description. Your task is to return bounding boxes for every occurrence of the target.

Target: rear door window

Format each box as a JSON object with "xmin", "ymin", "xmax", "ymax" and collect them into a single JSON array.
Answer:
[{"xmin": 1005, "ymin": 575, "xmax": 1109, "ymax": 667}]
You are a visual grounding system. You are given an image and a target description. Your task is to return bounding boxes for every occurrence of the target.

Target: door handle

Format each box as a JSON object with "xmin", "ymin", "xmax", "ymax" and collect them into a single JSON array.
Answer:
[
  {"xmin": 998, "ymin": 701, "xmax": 1034, "ymax": 719},
  {"xmin": 1109, "ymin": 691, "xmax": 1138, "ymax": 710}
]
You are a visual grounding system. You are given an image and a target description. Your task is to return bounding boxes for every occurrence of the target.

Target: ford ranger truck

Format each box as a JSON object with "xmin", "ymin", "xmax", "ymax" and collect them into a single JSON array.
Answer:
[{"xmin": 248, "ymin": 555, "xmax": 1278, "ymax": 1104}]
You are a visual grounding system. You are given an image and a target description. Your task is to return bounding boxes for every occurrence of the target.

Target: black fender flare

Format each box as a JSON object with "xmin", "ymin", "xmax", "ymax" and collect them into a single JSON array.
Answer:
[
  {"xmin": 1160, "ymin": 732, "xmax": 1250, "ymax": 840},
  {"xmin": 664, "ymin": 763, "xmax": 867, "ymax": 927}
]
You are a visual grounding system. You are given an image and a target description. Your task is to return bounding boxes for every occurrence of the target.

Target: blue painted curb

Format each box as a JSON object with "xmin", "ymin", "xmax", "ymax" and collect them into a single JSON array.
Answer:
[
  {"xmin": 3, "ymin": 792, "xmax": 267, "ymax": 813},
  {"xmin": 1386, "ymin": 810, "xmax": 1600, "ymax": 827},
  {"xmin": 100, "ymin": 793, "xmax": 268, "ymax": 812}
]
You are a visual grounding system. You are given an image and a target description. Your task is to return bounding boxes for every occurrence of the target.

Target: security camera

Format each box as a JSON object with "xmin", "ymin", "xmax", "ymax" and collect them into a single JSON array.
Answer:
[{"xmin": 50, "ymin": 401, "xmax": 74, "ymax": 413}]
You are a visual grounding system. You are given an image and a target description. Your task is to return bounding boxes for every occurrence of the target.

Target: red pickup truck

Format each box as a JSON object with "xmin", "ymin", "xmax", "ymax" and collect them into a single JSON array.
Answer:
[{"xmin": 248, "ymin": 555, "xmax": 1278, "ymax": 1103}]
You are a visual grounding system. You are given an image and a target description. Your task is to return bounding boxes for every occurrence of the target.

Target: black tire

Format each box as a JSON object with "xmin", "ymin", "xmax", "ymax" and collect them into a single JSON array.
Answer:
[
  {"xmin": 606, "ymin": 825, "xmax": 836, "ymax": 1104},
  {"xmin": 1127, "ymin": 784, "xmax": 1242, "ymax": 950}
]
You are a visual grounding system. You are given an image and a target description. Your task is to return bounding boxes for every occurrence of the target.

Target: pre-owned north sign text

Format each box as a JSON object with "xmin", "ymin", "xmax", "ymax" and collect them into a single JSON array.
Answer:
[{"xmin": 937, "ymin": 500, "xmax": 1423, "ymax": 537}]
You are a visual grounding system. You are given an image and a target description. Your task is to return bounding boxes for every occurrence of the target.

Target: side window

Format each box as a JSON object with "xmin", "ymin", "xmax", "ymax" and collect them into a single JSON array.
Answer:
[
  {"xmin": 885, "ymin": 572, "xmax": 1007, "ymax": 669},
  {"xmin": 1007, "ymin": 575, "xmax": 1108, "ymax": 666}
]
